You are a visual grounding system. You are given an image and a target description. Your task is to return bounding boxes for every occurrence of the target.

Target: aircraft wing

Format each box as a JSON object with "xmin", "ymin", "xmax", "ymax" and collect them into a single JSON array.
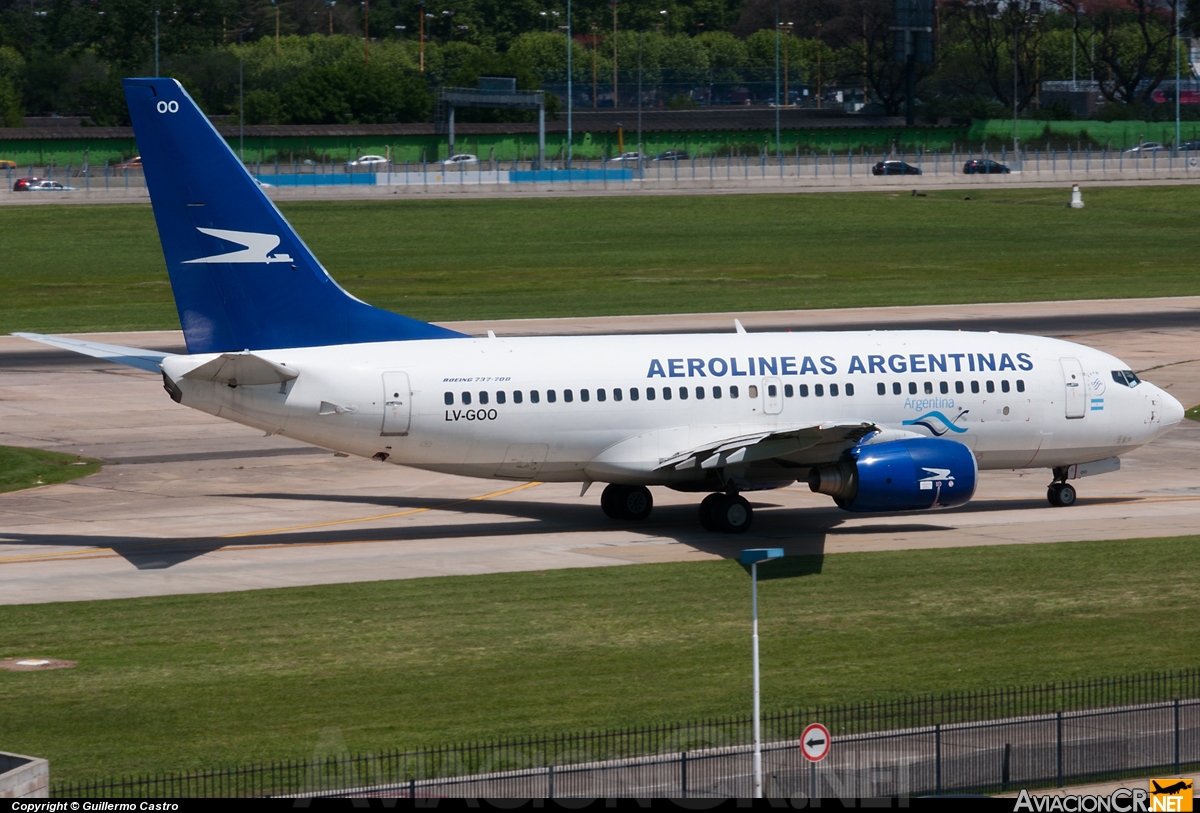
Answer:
[
  {"xmin": 13, "ymin": 332, "xmax": 173, "ymax": 373},
  {"xmin": 657, "ymin": 422, "xmax": 878, "ymax": 472}
]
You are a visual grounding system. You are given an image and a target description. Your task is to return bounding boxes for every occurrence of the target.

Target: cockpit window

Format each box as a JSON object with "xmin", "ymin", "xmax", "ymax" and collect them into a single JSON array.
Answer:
[{"xmin": 1111, "ymin": 370, "xmax": 1141, "ymax": 388}]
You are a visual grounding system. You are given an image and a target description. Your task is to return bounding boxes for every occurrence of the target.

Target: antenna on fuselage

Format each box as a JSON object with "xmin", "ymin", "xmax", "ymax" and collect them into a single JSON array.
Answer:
[{"xmin": 734, "ymin": 319, "xmax": 747, "ymax": 335}]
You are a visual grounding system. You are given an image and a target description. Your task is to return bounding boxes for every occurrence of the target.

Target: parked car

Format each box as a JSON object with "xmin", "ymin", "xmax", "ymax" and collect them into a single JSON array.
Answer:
[
  {"xmin": 12, "ymin": 177, "xmax": 41, "ymax": 191},
  {"xmin": 1122, "ymin": 142, "xmax": 1167, "ymax": 153},
  {"xmin": 872, "ymin": 160, "xmax": 922, "ymax": 176},
  {"xmin": 963, "ymin": 158, "xmax": 1010, "ymax": 174},
  {"xmin": 443, "ymin": 154, "xmax": 479, "ymax": 165},
  {"xmin": 653, "ymin": 150, "xmax": 690, "ymax": 161},
  {"xmin": 609, "ymin": 151, "xmax": 647, "ymax": 163},
  {"xmin": 0, "ymin": 159, "xmax": 15, "ymax": 169},
  {"xmin": 1178, "ymin": 140, "xmax": 1200, "ymax": 151},
  {"xmin": 347, "ymin": 154, "xmax": 388, "ymax": 167},
  {"xmin": 25, "ymin": 180, "xmax": 77, "ymax": 191},
  {"xmin": 114, "ymin": 156, "xmax": 142, "ymax": 169}
]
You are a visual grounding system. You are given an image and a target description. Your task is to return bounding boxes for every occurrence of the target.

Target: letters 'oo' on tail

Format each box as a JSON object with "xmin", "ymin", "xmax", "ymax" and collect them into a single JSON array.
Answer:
[{"xmin": 123, "ymin": 78, "xmax": 466, "ymax": 354}]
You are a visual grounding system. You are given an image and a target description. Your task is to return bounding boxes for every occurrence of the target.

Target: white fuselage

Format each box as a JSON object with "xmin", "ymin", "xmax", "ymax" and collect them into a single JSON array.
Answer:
[{"xmin": 160, "ymin": 330, "xmax": 1182, "ymax": 489}]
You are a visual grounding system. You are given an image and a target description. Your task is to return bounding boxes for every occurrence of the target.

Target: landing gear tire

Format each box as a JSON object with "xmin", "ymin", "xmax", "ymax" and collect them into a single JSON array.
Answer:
[
  {"xmin": 714, "ymin": 494, "xmax": 753, "ymax": 534},
  {"xmin": 1047, "ymin": 482, "xmax": 1077, "ymax": 507},
  {"xmin": 601, "ymin": 484, "xmax": 654, "ymax": 520},
  {"xmin": 699, "ymin": 493, "xmax": 724, "ymax": 531}
]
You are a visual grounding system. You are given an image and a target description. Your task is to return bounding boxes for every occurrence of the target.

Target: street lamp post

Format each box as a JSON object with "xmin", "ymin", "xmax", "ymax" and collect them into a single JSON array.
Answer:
[
  {"xmin": 778, "ymin": 22, "xmax": 793, "ymax": 107},
  {"xmin": 239, "ymin": 26, "xmax": 253, "ymax": 163},
  {"xmin": 1175, "ymin": 0, "xmax": 1180, "ymax": 156},
  {"xmin": 326, "ymin": 0, "xmax": 335, "ymax": 35},
  {"xmin": 741, "ymin": 548, "xmax": 784, "ymax": 800},
  {"xmin": 774, "ymin": 0, "xmax": 780, "ymax": 155},
  {"xmin": 272, "ymin": 0, "xmax": 279, "ymax": 55},
  {"xmin": 154, "ymin": 3, "xmax": 160, "ymax": 77},
  {"xmin": 592, "ymin": 23, "xmax": 599, "ymax": 108},
  {"xmin": 612, "ymin": 0, "xmax": 618, "ymax": 108},
  {"xmin": 419, "ymin": 0, "xmax": 426, "ymax": 71},
  {"xmin": 363, "ymin": 0, "xmax": 369, "ymax": 64},
  {"xmin": 567, "ymin": 0, "xmax": 573, "ymax": 168}
]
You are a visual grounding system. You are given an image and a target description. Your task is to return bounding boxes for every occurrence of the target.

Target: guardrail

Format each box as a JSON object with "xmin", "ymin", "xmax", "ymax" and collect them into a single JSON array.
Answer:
[{"xmin": 49, "ymin": 668, "xmax": 1200, "ymax": 798}]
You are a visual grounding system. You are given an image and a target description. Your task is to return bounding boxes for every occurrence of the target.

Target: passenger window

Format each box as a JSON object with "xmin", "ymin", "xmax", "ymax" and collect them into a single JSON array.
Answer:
[
  {"xmin": 799, "ymin": 384, "xmax": 809, "ymax": 397},
  {"xmin": 564, "ymin": 389, "xmax": 574, "ymax": 403},
  {"xmin": 580, "ymin": 389, "xmax": 589, "ymax": 402},
  {"xmin": 955, "ymin": 381, "xmax": 964, "ymax": 394},
  {"xmin": 479, "ymin": 391, "xmax": 489, "ymax": 405},
  {"xmin": 971, "ymin": 381, "xmax": 979, "ymax": 394},
  {"xmin": 462, "ymin": 391, "xmax": 472, "ymax": 405},
  {"xmin": 662, "ymin": 387, "xmax": 672, "ymax": 400},
  {"xmin": 530, "ymin": 390, "xmax": 540, "ymax": 403},
  {"xmin": 748, "ymin": 385, "xmax": 759, "ymax": 398},
  {"xmin": 730, "ymin": 385, "xmax": 739, "ymax": 398},
  {"xmin": 924, "ymin": 382, "xmax": 932, "ymax": 395},
  {"xmin": 679, "ymin": 386, "xmax": 688, "ymax": 400},
  {"xmin": 939, "ymin": 381, "xmax": 948, "ymax": 395},
  {"xmin": 830, "ymin": 383, "xmax": 839, "ymax": 396},
  {"xmin": 444, "ymin": 392, "xmax": 454, "ymax": 406},
  {"xmin": 695, "ymin": 386, "xmax": 704, "ymax": 400},
  {"xmin": 547, "ymin": 389, "xmax": 557, "ymax": 403},
  {"xmin": 893, "ymin": 382, "xmax": 902, "ymax": 395},
  {"xmin": 514, "ymin": 390, "xmax": 524, "ymax": 404},
  {"xmin": 631, "ymin": 387, "xmax": 640, "ymax": 401},
  {"xmin": 713, "ymin": 386, "xmax": 722, "ymax": 399},
  {"xmin": 814, "ymin": 384, "xmax": 824, "ymax": 397},
  {"xmin": 646, "ymin": 387, "xmax": 655, "ymax": 401},
  {"xmin": 877, "ymin": 383, "xmax": 886, "ymax": 395},
  {"xmin": 986, "ymin": 381, "xmax": 995, "ymax": 393},
  {"xmin": 1016, "ymin": 380, "xmax": 1025, "ymax": 393},
  {"xmin": 1001, "ymin": 380, "xmax": 1010, "ymax": 393},
  {"xmin": 598, "ymin": 388, "xmax": 607, "ymax": 402},
  {"xmin": 846, "ymin": 383, "xmax": 854, "ymax": 396},
  {"xmin": 908, "ymin": 382, "xmax": 917, "ymax": 395},
  {"xmin": 784, "ymin": 384, "xmax": 794, "ymax": 397},
  {"xmin": 496, "ymin": 391, "xmax": 506, "ymax": 404}
]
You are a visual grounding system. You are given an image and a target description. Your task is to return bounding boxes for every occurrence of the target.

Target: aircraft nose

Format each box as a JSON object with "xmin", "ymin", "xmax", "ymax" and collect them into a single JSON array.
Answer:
[{"xmin": 1160, "ymin": 389, "xmax": 1185, "ymax": 428}]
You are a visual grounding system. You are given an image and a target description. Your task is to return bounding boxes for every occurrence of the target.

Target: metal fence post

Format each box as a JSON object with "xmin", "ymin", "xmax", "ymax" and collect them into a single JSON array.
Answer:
[
  {"xmin": 1056, "ymin": 711, "xmax": 1064, "ymax": 787},
  {"xmin": 548, "ymin": 763, "xmax": 554, "ymax": 799},
  {"xmin": 935, "ymin": 723, "xmax": 941, "ymax": 795},
  {"xmin": 681, "ymin": 751, "xmax": 687, "ymax": 798},
  {"xmin": 409, "ymin": 777, "xmax": 416, "ymax": 799},
  {"xmin": 1175, "ymin": 698, "xmax": 1181, "ymax": 775}
]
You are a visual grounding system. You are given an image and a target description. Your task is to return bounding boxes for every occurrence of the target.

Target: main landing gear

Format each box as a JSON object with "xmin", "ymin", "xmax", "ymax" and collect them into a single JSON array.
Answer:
[
  {"xmin": 699, "ymin": 492, "xmax": 753, "ymax": 534},
  {"xmin": 600, "ymin": 484, "xmax": 654, "ymax": 521},
  {"xmin": 1047, "ymin": 467, "xmax": 1078, "ymax": 507}
]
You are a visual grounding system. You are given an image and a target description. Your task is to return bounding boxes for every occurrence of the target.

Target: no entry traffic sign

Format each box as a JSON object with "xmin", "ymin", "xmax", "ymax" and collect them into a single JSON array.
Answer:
[{"xmin": 801, "ymin": 723, "xmax": 831, "ymax": 762}]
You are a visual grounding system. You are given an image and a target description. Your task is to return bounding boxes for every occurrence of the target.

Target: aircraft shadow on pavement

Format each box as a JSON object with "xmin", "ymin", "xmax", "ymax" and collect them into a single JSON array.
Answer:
[{"xmin": 0, "ymin": 490, "xmax": 1123, "ymax": 571}]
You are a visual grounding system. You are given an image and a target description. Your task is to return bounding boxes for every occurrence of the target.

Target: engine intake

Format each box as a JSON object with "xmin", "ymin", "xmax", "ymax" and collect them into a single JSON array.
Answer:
[{"xmin": 809, "ymin": 437, "xmax": 977, "ymax": 512}]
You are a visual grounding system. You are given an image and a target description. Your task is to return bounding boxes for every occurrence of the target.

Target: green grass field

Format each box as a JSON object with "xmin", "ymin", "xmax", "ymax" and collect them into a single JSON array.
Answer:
[
  {"xmin": 3, "ymin": 185, "xmax": 1200, "ymax": 335},
  {"xmin": 2, "ymin": 535, "xmax": 1198, "ymax": 782},
  {"xmin": 0, "ymin": 445, "xmax": 100, "ymax": 494}
]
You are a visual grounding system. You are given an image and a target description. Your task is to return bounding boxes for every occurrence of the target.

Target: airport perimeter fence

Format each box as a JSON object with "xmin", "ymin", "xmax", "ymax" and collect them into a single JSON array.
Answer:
[
  {"xmin": 51, "ymin": 668, "xmax": 1200, "ymax": 798},
  {"xmin": 7, "ymin": 145, "xmax": 1200, "ymax": 196}
]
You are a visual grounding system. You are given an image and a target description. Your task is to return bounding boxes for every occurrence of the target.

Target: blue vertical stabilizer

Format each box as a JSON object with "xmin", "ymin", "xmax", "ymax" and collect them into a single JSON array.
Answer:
[{"xmin": 124, "ymin": 78, "xmax": 465, "ymax": 353}]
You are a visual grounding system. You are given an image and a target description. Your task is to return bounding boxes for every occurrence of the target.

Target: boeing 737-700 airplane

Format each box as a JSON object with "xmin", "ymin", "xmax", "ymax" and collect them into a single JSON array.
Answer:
[{"xmin": 16, "ymin": 79, "xmax": 1185, "ymax": 534}]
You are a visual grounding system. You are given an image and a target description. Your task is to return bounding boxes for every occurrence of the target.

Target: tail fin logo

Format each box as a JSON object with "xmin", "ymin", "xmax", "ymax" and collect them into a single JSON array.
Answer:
[{"xmin": 183, "ymin": 228, "xmax": 294, "ymax": 265}]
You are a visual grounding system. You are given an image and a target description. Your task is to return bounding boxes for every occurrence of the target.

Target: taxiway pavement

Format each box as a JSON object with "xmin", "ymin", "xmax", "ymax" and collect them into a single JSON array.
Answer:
[{"xmin": 3, "ymin": 298, "xmax": 1199, "ymax": 605}]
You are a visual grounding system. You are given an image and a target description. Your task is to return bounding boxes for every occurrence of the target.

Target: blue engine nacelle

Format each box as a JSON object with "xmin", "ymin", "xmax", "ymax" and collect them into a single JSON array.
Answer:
[{"xmin": 807, "ymin": 437, "xmax": 977, "ymax": 512}]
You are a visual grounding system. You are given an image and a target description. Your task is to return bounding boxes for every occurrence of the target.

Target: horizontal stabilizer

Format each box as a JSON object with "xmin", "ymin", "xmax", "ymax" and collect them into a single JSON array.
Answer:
[
  {"xmin": 180, "ymin": 352, "xmax": 298, "ymax": 387},
  {"xmin": 13, "ymin": 332, "xmax": 171, "ymax": 373}
]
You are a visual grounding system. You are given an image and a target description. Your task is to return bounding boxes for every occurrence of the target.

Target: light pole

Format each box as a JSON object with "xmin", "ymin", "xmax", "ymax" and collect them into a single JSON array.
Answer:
[
  {"xmin": 239, "ymin": 26, "xmax": 253, "ymax": 163},
  {"xmin": 362, "ymin": 0, "xmax": 369, "ymax": 64},
  {"xmin": 592, "ymin": 23, "xmax": 599, "ymax": 108},
  {"xmin": 326, "ymin": 0, "xmax": 335, "ymax": 35},
  {"xmin": 272, "ymin": 0, "xmax": 279, "ymax": 55},
  {"xmin": 778, "ymin": 21, "xmax": 793, "ymax": 107},
  {"xmin": 741, "ymin": 547, "xmax": 783, "ymax": 800},
  {"xmin": 612, "ymin": 0, "xmax": 618, "ymax": 108},
  {"xmin": 154, "ymin": 3, "xmax": 160, "ymax": 77},
  {"xmin": 815, "ymin": 19, "xmax": 823, "ymax": 109},
  {"xmin": 420, "ymin": 2, "xmax": 428, "ymax": 71},
  {"xmin": 567, "ymin": 0, "xmax": 573, "ymax": 167},
  {"xmin": 637, "ymin": 29, "xmax": 643, "ymax": 166},
  {"xmin": 774, "ymin": 0, "xmax": 780, "ymax": 155},
  {"xmin": 1174, "ymin": 0, "xmax": 1180, "ymax": 156}
]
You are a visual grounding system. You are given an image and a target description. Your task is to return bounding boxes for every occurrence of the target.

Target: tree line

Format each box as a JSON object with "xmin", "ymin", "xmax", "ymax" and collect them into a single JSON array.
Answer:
[{"xmin": 0, "ymin": 0, "xmax": 1194, "ymax": 128}]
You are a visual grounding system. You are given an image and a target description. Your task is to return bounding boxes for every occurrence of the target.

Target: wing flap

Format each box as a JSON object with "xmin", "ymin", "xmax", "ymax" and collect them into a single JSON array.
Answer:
[{"xmin": 659, "ymin": 422, "xmax": 877, "ymax": 473}]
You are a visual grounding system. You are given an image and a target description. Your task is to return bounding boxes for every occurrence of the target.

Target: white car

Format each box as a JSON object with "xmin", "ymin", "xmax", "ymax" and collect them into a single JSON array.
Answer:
[
  {"xmin": 443, "ymin": 154, "xmax": 479, "ymax": 165},
  {"xmin": 1122, "ymin": 142, "xmax": 1167, "ymax": 153},
  {"xmin": 609, "ymin": 151, "xmax": 647, "ymax": 163},
  {"xmin": 347, "ymin": 155, "xmax": 388, "ymax": 167},
  {"xmin": 27, "ymin": 180, "xmax": 77, "ymax": 191}
]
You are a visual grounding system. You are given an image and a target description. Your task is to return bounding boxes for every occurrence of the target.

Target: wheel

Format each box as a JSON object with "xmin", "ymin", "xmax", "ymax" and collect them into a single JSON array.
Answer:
[
  {"xmin": 715, "ymin": 494, "xmax": 753, "ymax": 534},
  {"xmin": 601, "ymin": 484, "xmax": 626, "ymax": 519},
  {"xmin": 1047, "ymin": 482, "xmax": 1077, "ymax": 507},
  {"xmin": 619, "ymin": 485, "xmax": 654, "ymax": 520},
  {"xmin": 699, "ymin": 493, "xmax": 724, "ymax": 531}
]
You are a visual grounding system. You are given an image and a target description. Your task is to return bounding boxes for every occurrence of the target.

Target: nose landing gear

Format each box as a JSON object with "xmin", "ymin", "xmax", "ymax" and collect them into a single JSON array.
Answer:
[{"xmin": 699, "ymin": 491, "xmax": 753, "ymax": 534}]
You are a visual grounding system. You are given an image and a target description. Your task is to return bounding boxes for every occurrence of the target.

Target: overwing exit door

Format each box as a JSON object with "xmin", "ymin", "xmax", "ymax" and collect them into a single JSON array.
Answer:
[{"xmin": 381, "ymin": 372, "xmax": 411, "ymax": 436}]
